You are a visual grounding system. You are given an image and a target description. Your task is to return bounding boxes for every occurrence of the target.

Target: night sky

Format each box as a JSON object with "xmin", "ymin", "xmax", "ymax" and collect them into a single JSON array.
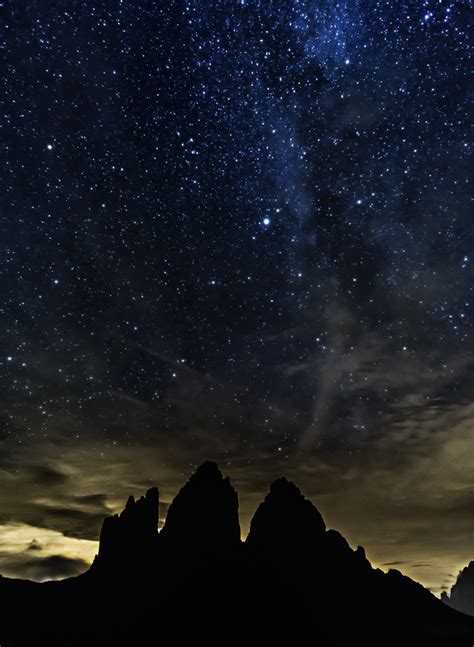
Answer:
[{"xmin": 0, "ymin": 1, "xmax": 472, "ymax": 593}]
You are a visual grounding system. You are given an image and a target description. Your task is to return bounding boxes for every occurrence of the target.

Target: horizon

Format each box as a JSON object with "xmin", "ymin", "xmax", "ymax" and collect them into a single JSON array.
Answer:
[{"xmin": 0, "ymin": 458, "xmax": 470, "ymax": 596}]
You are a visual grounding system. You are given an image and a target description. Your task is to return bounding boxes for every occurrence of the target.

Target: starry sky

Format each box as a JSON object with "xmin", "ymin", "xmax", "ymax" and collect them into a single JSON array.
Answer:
[{"xmin": 0, "ymin": 1, "xmax": 472, "ymax": 593}]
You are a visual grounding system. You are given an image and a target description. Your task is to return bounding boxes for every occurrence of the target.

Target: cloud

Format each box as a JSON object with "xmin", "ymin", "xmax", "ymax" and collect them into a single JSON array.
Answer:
[
  {"xmin": 0, "ymin": 342, "xmax": 472, "ymax": 594},
  {"xmin": 28, "ymin": 465, "xmax": 68, "ymax": 487},
  {"xmin": 382, "ymin": 561, "xmax": 407, "ymax": 566},
  {"xmin": 0, "ymin": 454, "xmax": 112, "ymax": 540},
  {"xmin": 0, "ymin": 522, "xmax": 97, "ymax": 581},
  {"xmin": 3, "ymin": 555, "xmax": 89, "ymax": 582}
]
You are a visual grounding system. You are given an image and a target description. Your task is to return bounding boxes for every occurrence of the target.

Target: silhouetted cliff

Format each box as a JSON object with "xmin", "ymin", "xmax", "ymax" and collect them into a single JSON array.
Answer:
[
  {"xmin": 160, "ymin": 460, "xmax": 240, "ymax": 555},
  {"xmin": 92, "ymin": 486, "xmax": 159, "ymax": 574},
  {"xmin": 246, "ymin": 476, "xmax": 325, "ymax": 552},
  {"xmin": 442, "ymin": 561, "xmax": 474, "ymax": 617},
  {"xmin": 0, "ymin": 462, "xmax": 473, "ymax": 646}
]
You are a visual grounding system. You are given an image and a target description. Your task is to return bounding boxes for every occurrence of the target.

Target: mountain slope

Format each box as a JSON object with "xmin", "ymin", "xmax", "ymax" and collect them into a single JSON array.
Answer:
[{"xmin": 442, "ymin": 561, "xmax": 474, "ymax": 617}]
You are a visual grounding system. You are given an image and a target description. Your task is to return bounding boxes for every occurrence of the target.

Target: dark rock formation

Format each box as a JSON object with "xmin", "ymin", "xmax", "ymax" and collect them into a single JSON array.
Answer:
[
  {"xmin": 160, "ymin": 461, "xmax": 240, "ymax": 555},
  {"xmin": 93, "ymin": 486, "xmax": 159, "ymax": 573},
  {"xmin": 442, "ymin": 561, "xmax": 474, "ymax": 616},
  {"xmin": 246, "ymin": 476, "xmax": 325, "ymax": 553},
  {"xmin": 0, "ymin": 462, "xmax": 473, "ymax": 646}
]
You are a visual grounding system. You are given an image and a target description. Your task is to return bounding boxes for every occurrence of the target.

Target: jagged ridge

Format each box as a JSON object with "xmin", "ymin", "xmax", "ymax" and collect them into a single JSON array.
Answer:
[{"xmin": 1, "ymin": 462, "xmax": 473, "ymax": 646}]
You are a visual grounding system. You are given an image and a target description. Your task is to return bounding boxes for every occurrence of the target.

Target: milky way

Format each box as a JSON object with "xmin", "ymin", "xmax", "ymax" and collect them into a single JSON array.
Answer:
[{"xmin": 0, "ymin": 1, "xmax": 472, "ymax": 591}]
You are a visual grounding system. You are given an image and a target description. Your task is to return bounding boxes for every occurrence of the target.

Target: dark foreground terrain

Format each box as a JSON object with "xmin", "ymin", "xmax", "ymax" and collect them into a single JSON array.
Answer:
[{"xmin": 1, "ymin": 461, "xmax": 473, "ymax": 646}]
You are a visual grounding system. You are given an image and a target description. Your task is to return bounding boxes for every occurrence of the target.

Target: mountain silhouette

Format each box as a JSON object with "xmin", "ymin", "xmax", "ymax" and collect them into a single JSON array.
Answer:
[
  {"xmin": 246, "ymin": 476, "xmax": 326, "ymax": 552},
  {"xmin": 0, "ymin": 462, "xmax": 473, "ymax": 646},
  {"xmin": 160, "ymin": 460, "xmax": 241, "ymax": 555},
  {"xmin": 442, "ymin": 561, "xmax": 474, "ymax": 617},
  {"xmin": 92, "ymin": 486, "xmax": 159, "ymax": 574}
]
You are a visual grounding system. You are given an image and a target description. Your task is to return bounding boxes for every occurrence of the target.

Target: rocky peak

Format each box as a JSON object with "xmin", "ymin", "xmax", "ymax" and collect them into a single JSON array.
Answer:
[
  {"xmin": 94, "ymin": 486, "xmax": 159, "ymax": 570},
  {"xmin": 120, "ymin": 487, "xmax": 159, "ymax": 533},
  {"xmin": 160, "ymin": 461, "xmax": 240, "ymax": 553},
  {"xmin": 246, "ymin": 477, "xmax": 326, "ymax": 552},
  {"xmin": 442, "ymin": 561, "xmax": 474, "ymax": 617}
]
